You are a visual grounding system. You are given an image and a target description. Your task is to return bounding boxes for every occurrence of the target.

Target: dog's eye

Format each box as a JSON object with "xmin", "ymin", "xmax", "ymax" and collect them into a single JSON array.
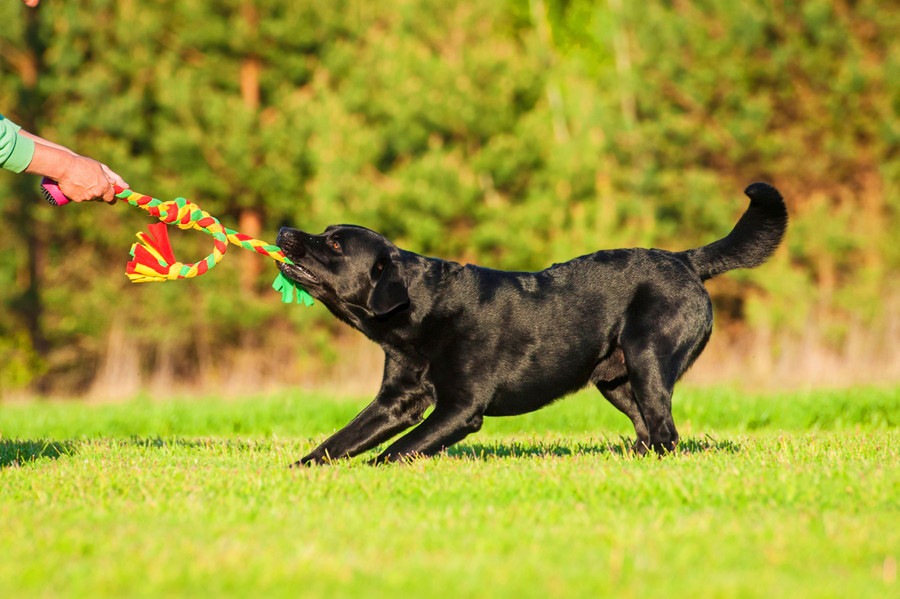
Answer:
[
  {"xmin": 372, "ymin": 260, "xmax": 385, "ymax": 279},
  {"xmin": 329, "ymin": 239, "xmax": 341, "ymax": 252}
]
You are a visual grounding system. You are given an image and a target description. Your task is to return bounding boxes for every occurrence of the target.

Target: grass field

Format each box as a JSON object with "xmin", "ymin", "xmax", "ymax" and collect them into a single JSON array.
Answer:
[{"xmin": 1, "ymin": 386, "xmax": 897, "ymax": 598}]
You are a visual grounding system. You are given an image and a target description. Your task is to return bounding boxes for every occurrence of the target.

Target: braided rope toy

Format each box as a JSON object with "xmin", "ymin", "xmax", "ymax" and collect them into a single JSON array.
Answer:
[{"xmin": 40, "ymin": 178, "xmax": 313, "ymax": 306}]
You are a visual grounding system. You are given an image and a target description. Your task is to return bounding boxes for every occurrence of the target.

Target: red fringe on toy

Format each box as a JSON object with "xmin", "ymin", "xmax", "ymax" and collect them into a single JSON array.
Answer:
[{"xmin": 127, "ymin": 222, "xmax": 178, "ymax": 275}]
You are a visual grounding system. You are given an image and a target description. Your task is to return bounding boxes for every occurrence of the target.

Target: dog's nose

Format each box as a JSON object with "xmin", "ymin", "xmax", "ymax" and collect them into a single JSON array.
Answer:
[{"xmin": 276, "ymin": 228, "xmax": 305, "ymax": 257}]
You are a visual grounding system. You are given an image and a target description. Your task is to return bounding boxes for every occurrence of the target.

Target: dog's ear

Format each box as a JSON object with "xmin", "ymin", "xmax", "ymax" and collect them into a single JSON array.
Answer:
[{"xmin": 368, "ymin": 257, "xmax": 409, "ymax": 317}]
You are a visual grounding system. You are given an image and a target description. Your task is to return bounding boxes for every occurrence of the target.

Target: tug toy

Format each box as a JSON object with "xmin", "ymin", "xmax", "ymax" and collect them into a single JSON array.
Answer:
[{"xmin": 40, "ymin": 178, "xmax": 314, "ymax": 306}]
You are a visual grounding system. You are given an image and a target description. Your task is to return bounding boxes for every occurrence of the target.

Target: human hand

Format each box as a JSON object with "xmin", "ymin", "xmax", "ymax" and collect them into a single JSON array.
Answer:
[
  {"xmin": 56, "ymin": 154, "xmax": 126, "ymax": 203},
  {"xmin": 100, "ymin": 163, "xmax": 128, "ymax": 191},
  {"xmin": 24, "ymin": 139, "xmax": 129, "ymax": 203},
  {"xmin": 22, "ymin": 1, "xmax": 41, "ymax": 8}
]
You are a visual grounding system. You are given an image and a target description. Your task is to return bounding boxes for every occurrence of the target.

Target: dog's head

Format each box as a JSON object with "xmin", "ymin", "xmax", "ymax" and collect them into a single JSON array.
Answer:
[{"xmin": 276, "ymin": 225, "xmax": 410, "ymax": 318}]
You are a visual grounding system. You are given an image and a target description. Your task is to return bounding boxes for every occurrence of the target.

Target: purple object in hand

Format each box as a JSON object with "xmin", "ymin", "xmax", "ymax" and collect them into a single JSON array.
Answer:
[{"xmin": 40, "ymin": 177, "xmax": 71, "ymax": 206}]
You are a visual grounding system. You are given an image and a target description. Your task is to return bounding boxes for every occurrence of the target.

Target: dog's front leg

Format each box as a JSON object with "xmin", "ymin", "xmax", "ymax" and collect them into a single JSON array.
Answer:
[
  {"xmin": 296, "ymin": 353, "xmax": 433, "ymax": 467},
  {"xmin": 373, "ymin": 402, "xmax": 485, "ymax": 463},
  {"xmin": 297, "ymin": 393, "xmax": 429, "ymax": 466}
]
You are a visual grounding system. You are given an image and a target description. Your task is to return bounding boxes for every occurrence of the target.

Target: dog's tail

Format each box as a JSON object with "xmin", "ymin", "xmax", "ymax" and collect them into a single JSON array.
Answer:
[{"xmin": 680, "ymin": 182, "xmax": 788, "ymax": 281}]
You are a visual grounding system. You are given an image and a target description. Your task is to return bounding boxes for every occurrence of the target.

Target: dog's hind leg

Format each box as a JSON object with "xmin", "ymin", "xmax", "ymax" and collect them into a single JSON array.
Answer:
[
  {"xmin": 616, "ymin": 283, "xmax": 714, "ymax": 454},
  {"xmin": 618, "ymin": 319, "xmax": 705, "ymax": 455},
  {"xmin": 596, "ymin": 380, "xmax": 651, "ymax": 454},
  {"xmin": 620, "ymin": 351, "xmax": 679, "ymax": 455},
  {"xmin": 592, "ymin": 347, "xmax": 651, "ymax": 453},
  {"xmin": 617, "ymin": 327, "xmax": 681, "ymax": 454},
  {"xmin": 619, "ymin": 326, "xmax": 712, "ymax": 455}
]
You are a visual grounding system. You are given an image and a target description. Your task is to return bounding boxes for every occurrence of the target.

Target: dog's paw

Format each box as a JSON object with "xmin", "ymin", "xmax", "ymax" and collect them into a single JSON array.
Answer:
[
  {"xmin": 646, "ymin": 436, "xmax": 679, "ymax": 456},
  {"xmin": 290, "ymin": 453, "xmax": 324, "ymax": 468},
  {"xmin": 372, "ymin": 450, "xmax": 427, "ymax": 465},
  {"xmin": 631, "ymin": 440, "xmax": 650, "ymax": 456},
  {"xmin": 292, "ymin": 448, "xmax": 344, "ymax": 468}
]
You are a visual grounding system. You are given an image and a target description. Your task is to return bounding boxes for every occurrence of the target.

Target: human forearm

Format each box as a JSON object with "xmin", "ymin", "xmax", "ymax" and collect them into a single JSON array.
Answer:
[
  {"xmin": 23, "ymin": 142, "xmax": 80, "ymax": 182},
  {"xmin": 18, "ymin": 129, "xmax": 76, "ymax": 155},
  {"xmin": 2, "ymin": 113, "xmax": 128, "ymax": 202}
]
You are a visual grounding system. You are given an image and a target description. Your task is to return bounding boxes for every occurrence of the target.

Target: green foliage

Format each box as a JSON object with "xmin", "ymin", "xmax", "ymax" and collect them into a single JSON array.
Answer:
[
  {"xmin": 0, "ymin": 331, "xmax": 44, "ymax": 390},
  {"xmin": 0, "ymin": 0, "xmax": 897, "ymax": 393}
]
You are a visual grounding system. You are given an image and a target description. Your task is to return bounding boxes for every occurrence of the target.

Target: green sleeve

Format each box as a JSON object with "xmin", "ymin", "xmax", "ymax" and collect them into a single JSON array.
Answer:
[{"xmin": 0, "ymin": 114, "xmax": 36, "ymax": 173}]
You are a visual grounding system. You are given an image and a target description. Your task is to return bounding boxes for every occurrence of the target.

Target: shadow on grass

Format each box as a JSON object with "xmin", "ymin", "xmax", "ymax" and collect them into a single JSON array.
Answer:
[
  {"xmin": 0, "ymin": 439, "xmax": 77, "ymax": 469},
  {"xmin": 3, "ymin": 435, "xmax": 741, "ymax": 466},
  {"xmin": 126, "ymin": 436, "xmax": 227, "ymax": 450},
  {"xmin": 122, "ymin": 436, "xmax": 288, "ymax": 452},
  {"xmin": 448, "ymin": 435, "xmax": 743, "ymax": 460},
  {"xmin": 448, "ymin": 440, "xmax": 624, "ymax": 460},
  {"xmin": 678, "ymin": 435, "xmax": 743, "ymax": 454},
  {"xmin": 124, "ymin": 435, "xmax": 743, "ymax": 463}
]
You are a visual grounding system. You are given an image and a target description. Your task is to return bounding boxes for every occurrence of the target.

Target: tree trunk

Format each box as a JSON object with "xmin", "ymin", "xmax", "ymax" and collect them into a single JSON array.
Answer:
[
  {"xmin": 16, "ymin": 8, "xmax": 48, "ymax": 371},
  {"xmin": 239, "ymin": 1, "xmax": 263, "ymax": 292}
]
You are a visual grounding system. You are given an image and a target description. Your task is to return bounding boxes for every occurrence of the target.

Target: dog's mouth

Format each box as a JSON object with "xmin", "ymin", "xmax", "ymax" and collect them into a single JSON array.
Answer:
[{"xmin": 279, "ymin": 260, "xmax": 319, "ymax": 284}]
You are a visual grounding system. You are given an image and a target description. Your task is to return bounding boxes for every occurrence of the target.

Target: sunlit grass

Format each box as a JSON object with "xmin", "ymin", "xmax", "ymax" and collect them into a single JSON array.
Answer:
[{"xmin": 0, "ymin": 386, "xmax": 897, "ymax": 598}]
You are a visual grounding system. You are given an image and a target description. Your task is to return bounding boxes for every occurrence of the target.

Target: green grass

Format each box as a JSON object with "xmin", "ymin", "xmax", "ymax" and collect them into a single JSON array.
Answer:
[{"xmin": 1, "ymin": 386, "xmax": 897, "ymax": 598}]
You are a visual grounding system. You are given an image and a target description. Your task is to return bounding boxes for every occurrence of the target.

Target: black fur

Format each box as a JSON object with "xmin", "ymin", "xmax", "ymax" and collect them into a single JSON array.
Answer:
[{"xmin": 276, "ymin": 183, "xmax": 788, "ymax": 465}]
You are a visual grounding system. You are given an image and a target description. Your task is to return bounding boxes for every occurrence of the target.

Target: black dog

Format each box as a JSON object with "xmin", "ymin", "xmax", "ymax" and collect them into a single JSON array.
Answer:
[{"xmin": 277, "ymin": 183, "xmax": 787, "ymax": 465}]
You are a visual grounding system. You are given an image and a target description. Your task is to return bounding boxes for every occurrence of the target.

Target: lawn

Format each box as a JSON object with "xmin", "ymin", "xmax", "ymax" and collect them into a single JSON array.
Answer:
[{"xmin": 0, "ymin": 386, "xmax": 897, "ymax": 598}]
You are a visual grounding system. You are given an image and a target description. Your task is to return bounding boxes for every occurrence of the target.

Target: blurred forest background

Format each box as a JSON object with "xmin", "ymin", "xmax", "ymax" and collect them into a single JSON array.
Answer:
[{"xmin": 0, "ymin": 0, "xmax": 897, "ymax": 399}]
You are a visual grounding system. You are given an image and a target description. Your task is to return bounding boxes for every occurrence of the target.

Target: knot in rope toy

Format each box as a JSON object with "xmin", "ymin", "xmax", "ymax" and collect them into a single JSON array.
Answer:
[{"xmin": 41, "ymin": 179, "xmax": 313, "ymax": 306}]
